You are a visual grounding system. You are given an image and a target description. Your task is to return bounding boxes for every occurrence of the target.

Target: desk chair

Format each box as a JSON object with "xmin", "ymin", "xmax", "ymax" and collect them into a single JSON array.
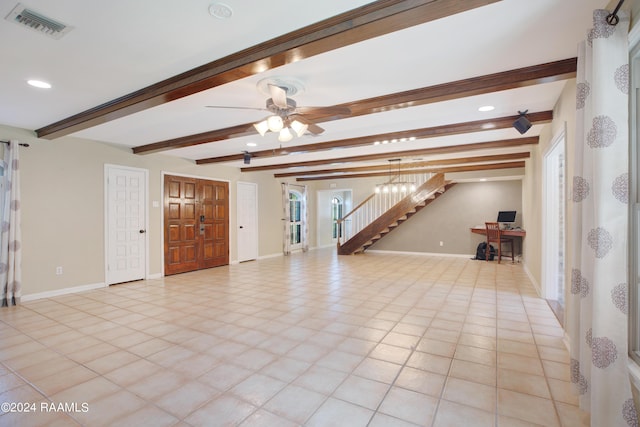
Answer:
[{"xmin": 485, "ymin": 222, "xmax": 514, "ymax": 263}]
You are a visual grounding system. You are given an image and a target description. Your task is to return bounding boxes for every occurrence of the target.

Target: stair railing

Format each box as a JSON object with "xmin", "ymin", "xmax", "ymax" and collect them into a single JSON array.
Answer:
[{"xmin": 336, "ymin": 172, "xmax": 432, "ymax": 247}]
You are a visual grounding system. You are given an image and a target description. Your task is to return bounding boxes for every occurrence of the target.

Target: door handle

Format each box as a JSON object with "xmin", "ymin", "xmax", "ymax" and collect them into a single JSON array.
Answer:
[
  {"xmin": 139, "ymin": 229, "xmax": 146, "ymax": 234},
  {"xmin": 239, "ymin": 226, "xmax": 244, "ymax": 229}
]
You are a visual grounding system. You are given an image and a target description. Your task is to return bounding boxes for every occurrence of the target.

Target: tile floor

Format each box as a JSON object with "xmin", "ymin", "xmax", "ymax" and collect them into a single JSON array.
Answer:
[{"xmin": 0, "ymin": 249, "xmax": 589, "ymax": 426}]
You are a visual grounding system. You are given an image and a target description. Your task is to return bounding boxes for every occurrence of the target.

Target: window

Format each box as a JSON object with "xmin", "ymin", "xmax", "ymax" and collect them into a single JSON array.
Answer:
[
  {"xmin": 331, "ymin": 196, "xmax": 343, "ymax": 240},
  {"xmin": 289, "ymin": 190, "xmax": 302, "ymax": 249}
]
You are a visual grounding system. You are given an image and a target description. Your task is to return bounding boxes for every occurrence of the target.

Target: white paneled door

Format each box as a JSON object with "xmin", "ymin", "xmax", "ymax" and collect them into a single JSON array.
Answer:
[
  {"xmin": 106, "ymin": 165, "xmax": 147, "ymax": 285},
  {"xmin": 237, "ymin": 182, "xmax": 258, "ymax": 262}
]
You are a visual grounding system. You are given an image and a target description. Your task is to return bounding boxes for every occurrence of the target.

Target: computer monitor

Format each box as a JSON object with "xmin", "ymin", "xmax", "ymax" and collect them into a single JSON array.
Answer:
[{"xmin": 497, "ymin": 210, "xmax": 517, "ymax": 223}]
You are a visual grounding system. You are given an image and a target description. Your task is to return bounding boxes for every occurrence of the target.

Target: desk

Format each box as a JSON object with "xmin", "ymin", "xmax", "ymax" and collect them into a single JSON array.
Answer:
[
  {"xmin": 470, "ymin": 228, "xmax": 526, "ymax": 238},
  {"xmin": 470, "ymin": 228, "xmax": 526, "ymax": 260}
]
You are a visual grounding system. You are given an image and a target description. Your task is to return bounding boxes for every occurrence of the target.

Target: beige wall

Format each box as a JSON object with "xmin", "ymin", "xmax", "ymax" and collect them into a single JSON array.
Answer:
[{"xmin": 2, "ymin": 125, "xmax": 284, "ymax": 296}]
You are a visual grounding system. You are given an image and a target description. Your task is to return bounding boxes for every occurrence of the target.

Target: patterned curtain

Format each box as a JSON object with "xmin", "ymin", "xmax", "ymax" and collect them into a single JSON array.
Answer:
[
  {"xmin": 1, "ymin": 141, "xmax": 22, "ymax": 307},
  {"xmin": 301, "ymin": 185, "xmax": 309, "ymax": 252},
  {"xmin": 281, "ymin": 182, "xmax": 291, "ymax": 255},
  {"xmin": 568, "ymin": 10, "xmax": 637, "ymax": 426}
]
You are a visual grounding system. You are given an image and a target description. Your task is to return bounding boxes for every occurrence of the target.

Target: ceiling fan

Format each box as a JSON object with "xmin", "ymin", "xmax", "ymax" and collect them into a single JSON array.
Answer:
[{"xmin": 206, "ymin": 79, "xmax": 351, "ymax": 142}]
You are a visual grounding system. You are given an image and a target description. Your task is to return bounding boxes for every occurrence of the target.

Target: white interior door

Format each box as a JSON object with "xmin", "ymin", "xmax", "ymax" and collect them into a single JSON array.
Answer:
[
  {"xmin": 106, "ymin": 165, "xmax": 147, "ymax": 285},
  {"xmin": 542, "ymin": 131, "xmax": 566, "ymax": 306},
  {"xmin": 237, "ymin": 182, "xmax": 258, "ymax": 262}
]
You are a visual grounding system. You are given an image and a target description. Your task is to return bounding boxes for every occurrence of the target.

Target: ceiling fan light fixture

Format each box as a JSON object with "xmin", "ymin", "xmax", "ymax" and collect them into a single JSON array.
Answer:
[
  {"xmin": 290, "ymin": 120, "xmax": 308, "ymax": 137},
  {"xmin": 267, "ymin": 115, "xmax": 284, "ymax": 132},
  {"xmin": 278, "ymin": 127, "xmax": 293, "ymax": 142},
  {"xmin": 253, "ymin": 120, "xmax": 269, "ymax": 136}
]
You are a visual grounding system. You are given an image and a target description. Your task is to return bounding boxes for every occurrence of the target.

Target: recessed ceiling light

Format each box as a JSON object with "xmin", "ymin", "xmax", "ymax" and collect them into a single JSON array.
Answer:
[
  {"xmin": 246, "ymin": 142, "xmax": 257, "ymax": 147},
  {"xmin": 27, "ymin": 79, "xmax": 51, "ymax": 89},
  {"xmin": 480, "ymin": 178, "xmax": 487, "ymax": 181},
  {"xmin": 478, "ymin": 105, "xmax": 495, "ymax": 112}
]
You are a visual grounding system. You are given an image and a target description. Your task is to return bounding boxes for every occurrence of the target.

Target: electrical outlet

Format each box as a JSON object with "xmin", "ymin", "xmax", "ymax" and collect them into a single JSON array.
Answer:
[
  {"xmin": 56, "ymin": 266, "xmax": 63, "ymax": 275},
  {"xmin": 439, "ymin": 241, "xmax": 444, "ymax": 247}
]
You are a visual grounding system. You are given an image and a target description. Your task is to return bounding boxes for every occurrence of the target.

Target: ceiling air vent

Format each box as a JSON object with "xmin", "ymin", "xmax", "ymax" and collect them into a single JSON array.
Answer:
[{"xmin": 5, "ymin": 3, "xmax": 72, "ymax": 39}]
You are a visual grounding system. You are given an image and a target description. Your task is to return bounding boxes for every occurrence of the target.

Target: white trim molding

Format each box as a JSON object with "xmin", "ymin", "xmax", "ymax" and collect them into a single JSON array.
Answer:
[{"xmin": 21, "ymin": 282, "xmax": 106, "ymax": 302}]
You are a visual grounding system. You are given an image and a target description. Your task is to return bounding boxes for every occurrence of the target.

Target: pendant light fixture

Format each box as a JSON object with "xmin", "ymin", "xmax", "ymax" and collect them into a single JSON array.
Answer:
[{"xmin": 374, "ymin": 159, "xmax": 416, "ymax": 194}]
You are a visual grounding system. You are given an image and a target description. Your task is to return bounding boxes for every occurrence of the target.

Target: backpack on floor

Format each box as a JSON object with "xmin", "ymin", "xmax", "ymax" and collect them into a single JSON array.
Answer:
[{"xmin": 475, "ymin": 242, "xmax": 496, "ymax": 260}]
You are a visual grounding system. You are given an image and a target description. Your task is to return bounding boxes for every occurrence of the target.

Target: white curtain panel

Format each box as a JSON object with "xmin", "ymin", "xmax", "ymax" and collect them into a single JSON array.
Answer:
[
  {"xmin": 281, "ymin": 182, "xmax": 291, "ymax": 256},
  {"xmin": 568, "ymin": 10, "xmax": 637, "ymax": 426},
  {"xmin": 301, "ymin": 185, "xmax": 309, "ymax": 252},
  {"xmin": 1, "ymin": 141, "xmax": 22, "ymax": 307}
]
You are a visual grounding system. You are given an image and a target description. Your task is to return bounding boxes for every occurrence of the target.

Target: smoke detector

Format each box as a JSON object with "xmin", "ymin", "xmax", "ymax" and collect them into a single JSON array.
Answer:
[
  {"xmin": 209, "ymin": 3, "xmax": 233, "ymax": 19},
  {"xmin": 5, "ymin": 4, "xmax": 73, "ymax": 40}
]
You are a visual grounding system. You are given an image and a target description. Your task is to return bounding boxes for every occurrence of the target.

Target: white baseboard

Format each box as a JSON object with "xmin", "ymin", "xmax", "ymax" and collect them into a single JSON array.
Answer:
[
  {"xmin": 523, "ymin": 263, "xmax": 542, "ymax": 296},
  {"xmin": 367, "ymin": 250, "xmax": 474, "ymax": 258},
  {"xmin": 257, "ymin": 252, "xmax": 284, "ymax": 260},
  {"xmin": 146, "ymin": 273, "xmax": 162, "ymax": 280},
  {"xmin": 21, "ymin": 282, "xmax": 107, "ymax": 302},
  {"xmin": 317, "ymin": 244, "xmax": 336, "ymax": 249}
]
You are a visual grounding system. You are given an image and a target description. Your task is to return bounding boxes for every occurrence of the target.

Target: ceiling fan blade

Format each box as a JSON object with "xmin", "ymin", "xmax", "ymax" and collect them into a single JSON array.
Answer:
[
  {"xmin": 269, "ymin": 84, "xmax": 289, "ymax": 109},
  {"xmin": 205, "ymin": 105, "xmax": 268, "ymax": 112},
  {"xmin": 290, "ymin": 114, "xmax": 324, "ymax": 135},
  {"xmin": 295, "ymin": 105, "xmax": 351, "ymax": 116}
]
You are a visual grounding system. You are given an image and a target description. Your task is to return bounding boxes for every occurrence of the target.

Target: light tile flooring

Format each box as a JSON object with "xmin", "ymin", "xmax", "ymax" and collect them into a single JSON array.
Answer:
[{"xmin": 0, "ymin": 249, "xmax": 589, "ymax": 426}]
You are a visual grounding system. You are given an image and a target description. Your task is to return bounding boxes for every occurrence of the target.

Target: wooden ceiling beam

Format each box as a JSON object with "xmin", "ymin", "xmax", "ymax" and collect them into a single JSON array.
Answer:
[
  {"xmin": 36, "ymin": 0, "xmax": 499, "ymax": 140},
  {"xmin": 197, "ymin": 111, "xmax": 550, "ymax": 165},
  {"xmin": 295, "ymin": 161, "xmax": 526, "ymax": 181},
  {"xmin": 273, "ymin": 152, "xmax": 530, "ymax": 178},
  {"xmin": 241, "ymin": 136, "xmax": 539, "ymax": 172},
  {"xmin": 134, "ymin": 58, "xmax": 573, "ymax": 155}
]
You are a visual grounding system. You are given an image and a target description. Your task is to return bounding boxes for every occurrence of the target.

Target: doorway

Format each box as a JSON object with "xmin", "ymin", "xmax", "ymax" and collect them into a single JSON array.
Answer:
[
  {"xmin": 316, "ymin": 189, "xmax": 352, "ymax": 248},
  {"xmin": 237, "ymin": 182, "xmax": 258, "ymax": 262},
  {"xmin": 105, "ymin": 165, "xmax": 148, "ymax": 285},
  {"xmin": 543, "ymin": 129, "xmax": 566, "ymax": 323},
  {"xmin": 289, "ymin": 189, "xmax": 303, "ymax": 251},
  {"xmin": 331, "ymin": 196, "xmax": 344, "ymax": 242},
  {"xmin": 164, "ymin": 174, "xmax": 229, "ymax": 275}
]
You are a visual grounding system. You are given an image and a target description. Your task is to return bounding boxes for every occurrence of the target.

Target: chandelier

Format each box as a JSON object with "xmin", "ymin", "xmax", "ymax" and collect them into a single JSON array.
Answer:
[
  {"xmin": 253, "ymin": 115, "xmax": 308, "ymax": 142},
  {"xmin": 374, "ymin": 159, "xmax": 416, "ymax": 194}
]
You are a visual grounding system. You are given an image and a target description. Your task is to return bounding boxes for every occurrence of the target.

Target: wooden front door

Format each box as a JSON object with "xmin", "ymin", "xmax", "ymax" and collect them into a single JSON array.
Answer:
[{"xmin": 164, "ymin": 175, "xmax": 229, "ymax": 275}]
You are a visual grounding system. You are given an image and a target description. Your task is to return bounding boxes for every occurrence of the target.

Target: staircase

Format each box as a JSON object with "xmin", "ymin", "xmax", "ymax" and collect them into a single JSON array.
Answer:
[{"xmin": 337, "ymin": 173, "xmax": 455, "ymax": 255}]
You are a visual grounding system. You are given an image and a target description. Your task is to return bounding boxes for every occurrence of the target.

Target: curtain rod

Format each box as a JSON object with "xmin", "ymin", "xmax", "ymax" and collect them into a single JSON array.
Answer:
[
  {"xmin": 607, "ymin": 0, "xmax": 625, "ymax": 25},
  {"xmin": 0, "ymin": 140, "xmax": 29, "ymax": 147}
]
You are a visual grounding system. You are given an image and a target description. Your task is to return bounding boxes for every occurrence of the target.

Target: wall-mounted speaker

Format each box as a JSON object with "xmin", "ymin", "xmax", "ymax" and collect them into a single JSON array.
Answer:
[{"xmin": 513, "ymin": 111, "xmax": 532, "ymax": 135}]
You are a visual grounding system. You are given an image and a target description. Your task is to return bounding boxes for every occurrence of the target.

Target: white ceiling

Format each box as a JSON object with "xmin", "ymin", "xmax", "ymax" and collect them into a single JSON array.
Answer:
[{"xmin": 0, "ymin": 0, "xmax": 610, "ymax": 174}]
